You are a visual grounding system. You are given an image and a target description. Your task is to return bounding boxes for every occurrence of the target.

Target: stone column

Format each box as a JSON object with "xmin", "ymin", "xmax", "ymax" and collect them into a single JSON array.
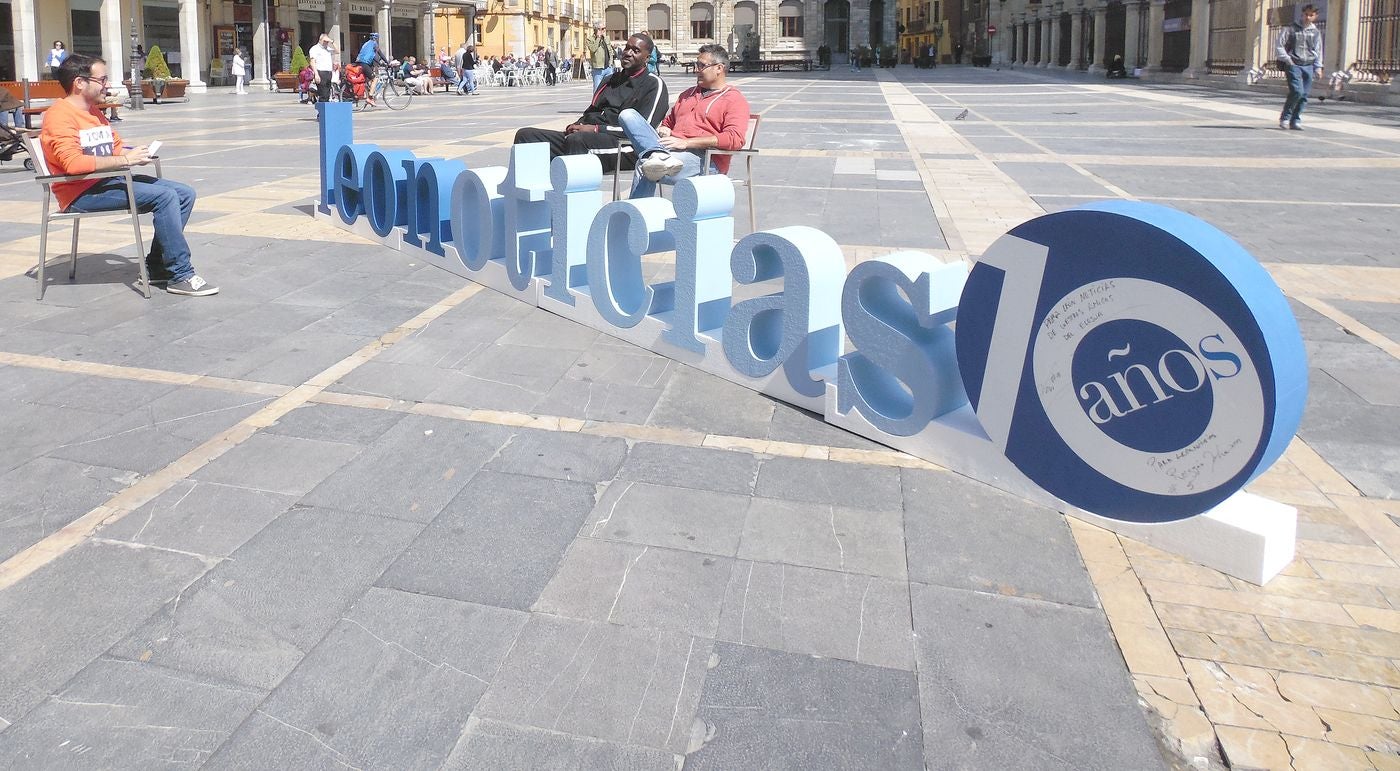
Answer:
[
  {"xmin": 1330, "ymin": 0, "xmax": 1359, "ymax": 72},
  {"xmin": 178, "ymin": 0, "xmax": 206, "ymax": 90},
  {"xmin": 100, "ymin": 0, "xmax": 127, "ymax": 88},
  {"xmin": 1183, "ymin": 0, "xmax": 1210, "ymax": 77},
  {"xmin": 422, "ymin": 2, "xmax": 438, "ymax": 60},
  {"xmin": 1089, "ymin": 0, "xmax": 1108, "ymax": 72},
  {"xmin": 1142, "ymin": 0, "xmax": 1165, "ymax": 75},
  {"xmin": 378, "ymin": 0, "xmax": 394, "ymax": 58},
  {"xmin": 1069, "ymin": 3, "xmax": 1085, "ymax": 69},
  {"xmin": 1124, "ymin": 0, "xmax": 1143, "ymax": 67},
  {"xmin": 13, "ymin": 0, "xmax": 39, "ymax": 81},
  {"xmin": 1237, "ymin": 0, "xmax": 1263, "ymax": 84},
  {"xmin": 1033, "ymin": 15, "xmax": 1044, "ymax": 65},
  {"xmin": 331, "ymin": 0, "xmax": 345, "ymax": 52},
  {"xmin": 252, "ymin": 0, "xmax": 271, "ymax": 88},
  {"xmin": 1047, "ymin": 7, "xmax": 1062, "ymax": 66}
]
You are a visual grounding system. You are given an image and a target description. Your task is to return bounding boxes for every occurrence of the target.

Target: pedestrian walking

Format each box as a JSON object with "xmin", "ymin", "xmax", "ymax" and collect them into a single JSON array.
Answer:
[
  {"xmin": 47, "ymin": 41, "xmax": 69, "ymax": 79},
  {"xmin": 232, "ymin": 48, "xmax": 248, "ymax": 94},
  {"xmin": 1275, "ymin": 4, "xmax": 1323, "ymax": 130}
]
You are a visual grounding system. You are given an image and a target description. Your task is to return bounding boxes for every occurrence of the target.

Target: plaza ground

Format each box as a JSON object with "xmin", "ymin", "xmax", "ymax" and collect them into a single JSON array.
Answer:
[{"xmin": 0, "ymin": 65, "xmax": 1397, "ymax": 769}]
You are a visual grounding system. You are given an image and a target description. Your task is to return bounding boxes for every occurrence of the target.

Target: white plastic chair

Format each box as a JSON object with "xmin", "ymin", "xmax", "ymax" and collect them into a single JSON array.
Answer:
[{"xmin": 20, "ymin": 130, "xmax": 160, "ymax": 299}]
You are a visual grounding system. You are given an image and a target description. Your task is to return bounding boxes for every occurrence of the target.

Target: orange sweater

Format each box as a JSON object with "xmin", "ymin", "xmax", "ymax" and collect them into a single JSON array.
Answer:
[{"xmin": 40, "ymin": 98, "xmax": 124, "ymax": 211}]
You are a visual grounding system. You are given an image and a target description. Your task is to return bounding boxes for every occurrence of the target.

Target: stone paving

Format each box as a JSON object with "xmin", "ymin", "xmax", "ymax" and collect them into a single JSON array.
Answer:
[{"xmin": 0, "ymin": 65, "xmax": 1396, "ymax": 769}]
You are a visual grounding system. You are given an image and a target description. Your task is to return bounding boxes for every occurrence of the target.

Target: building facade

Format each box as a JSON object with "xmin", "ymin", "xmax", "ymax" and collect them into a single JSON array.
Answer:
[
  {"xmin": 474, "ymin": 0, "xmax": 594, "ymax": 60},
  {"xmin": 1, "ymin": 0, "xmax": 494, "ymax": 91},
  {"xmin": 593, "ymin": 0, "xmax": 898, "ymax": 61},
  {"xmin": 996, "ymin": 0, "xmax": 1400, "ymax": 96}
]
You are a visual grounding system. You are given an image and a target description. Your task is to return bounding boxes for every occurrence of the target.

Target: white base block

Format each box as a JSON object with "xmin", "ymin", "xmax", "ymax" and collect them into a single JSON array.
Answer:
[
  {"xmin": 1072, "ymin": 493, "xmax": 1297, "ymax": 585},
  {"xmin": 315, "ymin": 203, "xmax": 403, "ymax": 251},
  {"xmin": 314, "ymin": 207, "xmax": 1299, "ymax": 586}
]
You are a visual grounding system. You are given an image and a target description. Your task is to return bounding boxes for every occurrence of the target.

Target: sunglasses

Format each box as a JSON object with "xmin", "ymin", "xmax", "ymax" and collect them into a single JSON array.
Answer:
[
  {"xmin": 82, "ymin": 74, "xmax": 110, "ymax": 85},
  {"xmin": 695, "ymin": 60, "xmax": 723, "ymax": 71}
]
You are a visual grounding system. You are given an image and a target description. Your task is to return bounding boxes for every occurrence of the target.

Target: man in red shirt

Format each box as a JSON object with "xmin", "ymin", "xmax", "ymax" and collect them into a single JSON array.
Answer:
[
  {"xmin": 617, "ymin": 44, "xmax": 749, "ymax": 199},
  {"xmin": 40, "ymin": 54, "xmax": 216, "ymax": 295}
]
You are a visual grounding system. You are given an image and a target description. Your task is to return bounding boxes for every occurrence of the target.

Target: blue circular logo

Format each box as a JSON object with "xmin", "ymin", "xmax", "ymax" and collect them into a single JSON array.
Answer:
[{"xmin": 954, "ymin": 201, "xmax": 1308, "ymax": 523}]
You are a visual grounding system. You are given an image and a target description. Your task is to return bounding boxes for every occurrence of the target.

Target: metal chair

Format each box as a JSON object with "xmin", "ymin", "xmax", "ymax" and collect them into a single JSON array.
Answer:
[
  {"xmin": 587, "ymin": 139, "xmax": 636, "ymax": 200},
  {"xmin": 20, "ymin": 130, "xmax": 157, "ymax": 300},
  {"xmin": 699, "ymin": 114, "xmax": 761, "ymax": 231}
]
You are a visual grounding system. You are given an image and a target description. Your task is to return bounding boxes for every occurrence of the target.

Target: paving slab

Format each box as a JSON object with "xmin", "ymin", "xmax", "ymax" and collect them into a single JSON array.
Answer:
[
  {"xmin": 910, "ymin": 583, "xmax": 1166, "ymax": 770},
  {"xmin": 208, "ymin": 588, "xmax": 526, "ymax": 770},
  {"xmin": 377, "ymin": 469, "xmax": 597, "ymax": 610},
  {"xmin": 0, "ymin": 541, "xmax": 211, "ymax": 725},
  {"xmin": 686, "ymin": 641, "xmax": 923, "ymax": 770}
]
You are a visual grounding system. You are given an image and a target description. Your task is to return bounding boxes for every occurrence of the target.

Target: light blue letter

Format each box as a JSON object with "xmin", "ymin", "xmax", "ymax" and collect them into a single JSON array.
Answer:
[
  {"xmin": 662, "ymin": 176, "xmax": 734, "ymax": 353},
  {"xmin": 543, "ymin": 154, "xmax": 603, "ymax": 305},
  {"xmin": 837, "ymin": 253, "xmax": 968, "ymax": 436},
  {"xmin": 722, "ymin": 227, "xmax": 845, "ymax": 396}
]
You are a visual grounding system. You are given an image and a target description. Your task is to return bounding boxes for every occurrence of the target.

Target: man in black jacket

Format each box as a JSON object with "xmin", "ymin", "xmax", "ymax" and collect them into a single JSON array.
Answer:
[{"xmin": 513, "ymin": 33, "xmax": 668, "ymax": 164}]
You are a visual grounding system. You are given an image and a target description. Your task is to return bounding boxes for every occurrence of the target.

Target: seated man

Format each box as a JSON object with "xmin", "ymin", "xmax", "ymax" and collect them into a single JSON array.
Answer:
[
  {"xmin": 618, "ymin": 44, "xmax": 748, "ymax": 199},
  {"xmin": 1106, "ymin": 54, "xmax": 1128, "ymax": 79},
  {"xmin": 40, "ymin": 54, "xmax": 216, "ymax": 295},
  {"xmin": 512, "ymin": 33, "xmax": 668, "ymax": 164}
]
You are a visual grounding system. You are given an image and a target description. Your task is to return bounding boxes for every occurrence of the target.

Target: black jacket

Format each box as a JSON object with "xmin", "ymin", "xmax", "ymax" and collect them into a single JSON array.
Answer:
[{"xmin": 578, "ymin": 67, "xmax": 669, "ymax": 137}]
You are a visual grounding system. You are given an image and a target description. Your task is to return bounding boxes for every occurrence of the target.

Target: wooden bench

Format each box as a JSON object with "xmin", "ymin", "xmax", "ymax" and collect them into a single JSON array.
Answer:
[
  {"xmin": 0, "ymin": 80, "xmax": 122, "ymax": 129},
  {"xmin": 684, "ymin": 58, "xmax": 814, "ymax": 74}
]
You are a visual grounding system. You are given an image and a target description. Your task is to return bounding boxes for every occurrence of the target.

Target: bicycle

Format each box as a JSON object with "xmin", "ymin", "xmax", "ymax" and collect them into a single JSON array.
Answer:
[{"xmin": 360, "ymin": 64, "xmax": 411, "ymax": 111}]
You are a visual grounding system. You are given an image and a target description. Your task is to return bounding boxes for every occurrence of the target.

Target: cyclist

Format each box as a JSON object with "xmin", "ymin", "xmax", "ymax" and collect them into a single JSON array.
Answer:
[{"xmin": 355, "ymin": 32, "xmax": 390, "ymax": 105}]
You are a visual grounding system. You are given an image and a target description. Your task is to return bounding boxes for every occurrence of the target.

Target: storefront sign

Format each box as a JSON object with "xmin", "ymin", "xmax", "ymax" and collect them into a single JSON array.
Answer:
[
  {"xmin": 315, "ymin": 103, "xmax": 1308, "ymax": 525},
  {"xmin": 349, "ymin": 1, "xmax": 377, "ymax": 15},
  {"xmin": 392, "ymin": 5, "xmax": 421, "ymax": 19},
  {"xmin": 297, "ymin": 0, "xmax": 327, "ymax": 11}
]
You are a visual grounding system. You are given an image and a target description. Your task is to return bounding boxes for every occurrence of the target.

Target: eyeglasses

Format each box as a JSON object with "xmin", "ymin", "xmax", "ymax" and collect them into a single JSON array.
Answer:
[
  {"xmin": 695, "ymin": 60, "xmax": 724, "ymax": 71},
  {"xmin": 82, "ymin": 75, "xmax": 109, "ymax": 86}
]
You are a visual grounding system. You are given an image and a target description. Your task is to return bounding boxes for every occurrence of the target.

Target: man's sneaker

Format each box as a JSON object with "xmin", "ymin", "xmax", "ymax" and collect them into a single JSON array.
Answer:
[
  {"xmin": 166, "ymin": 275, "xmax": 219, "ymax": 296},
  {"xmin": 1279, "ymin": 119, "xmax": 1289, "ymax": 129},
  {"xmin": 640, "ymin": 152, "xmax": 685, "ymax": 182},
  {"xmin": 145, "ymin": 263, "xmax": 173, "ymax": 286},
  {"xmin": 1289, "ymin": 122, "xmax": 1304, "ymax": 131}
]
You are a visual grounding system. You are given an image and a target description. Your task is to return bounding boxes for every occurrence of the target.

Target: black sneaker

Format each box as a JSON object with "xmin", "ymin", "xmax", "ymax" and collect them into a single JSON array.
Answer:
[
  {"xmin": 166, "ymin": 275, "xmax": 219, "ymax": 296},
  {"xmin": 146, "ymin": 265, "xmax": 174, "ymax": 286}
]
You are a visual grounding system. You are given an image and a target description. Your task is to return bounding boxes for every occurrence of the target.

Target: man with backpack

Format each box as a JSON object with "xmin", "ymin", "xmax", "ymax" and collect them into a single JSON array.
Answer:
[{"xmin": 1275, "ymin": 4, "xmax": 1323, "ymax": 131}]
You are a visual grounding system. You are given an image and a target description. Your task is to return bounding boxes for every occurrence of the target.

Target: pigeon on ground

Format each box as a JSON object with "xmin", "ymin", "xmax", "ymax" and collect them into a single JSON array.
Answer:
[{"xmin": 953, "ymin": 109, "xmax": 969, "ymax": 120}]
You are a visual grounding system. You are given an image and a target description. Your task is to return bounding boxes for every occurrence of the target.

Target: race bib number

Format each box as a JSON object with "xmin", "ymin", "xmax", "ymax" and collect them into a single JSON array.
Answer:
[{"xmin": 78, "ymin": 125, "xmax": 115, "ymax": 157}]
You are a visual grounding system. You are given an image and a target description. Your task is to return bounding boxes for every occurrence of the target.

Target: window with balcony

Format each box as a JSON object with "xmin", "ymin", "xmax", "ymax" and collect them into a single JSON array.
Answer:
[
  {"xmin": 690, "ymin": 2, "xmax": 714, "ymax": 38},
  {"xmin": 649, "ymin": 4, "xmax": 672, "ymax": 40},
  {"xmin": 779, "ymin": 0, "xmax": 804, "ymax": 37}
]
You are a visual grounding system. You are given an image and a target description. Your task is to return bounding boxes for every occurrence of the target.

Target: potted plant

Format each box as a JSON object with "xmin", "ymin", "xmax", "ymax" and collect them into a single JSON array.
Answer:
[
  {"xmin": 275, "ymin": 46, "xmax": 308, "ymax": 92},
  {"xmin": 817, "ymin": 44, "xmax": 831, "ymax": 67},
  {"xmin": 146, "ymin": 45, "xmax": 170, "ymax": 101},
  {"xmin": 855, "ymin": 45, "xmax": 873, "ymax": 69},
  {"xmin": 124, "ymin": 45, "xmax": 189, "ymax": 102}
]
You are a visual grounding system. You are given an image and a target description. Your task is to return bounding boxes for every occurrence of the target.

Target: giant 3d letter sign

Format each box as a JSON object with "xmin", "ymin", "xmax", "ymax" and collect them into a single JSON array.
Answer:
[{"xmin": 316, "ymin": 103, "xmax": 1307, "ymax": 575}]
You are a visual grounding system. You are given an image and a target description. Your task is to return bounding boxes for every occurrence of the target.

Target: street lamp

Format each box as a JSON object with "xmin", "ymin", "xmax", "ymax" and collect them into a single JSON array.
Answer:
[{"xmin": 129, "ymin": 17, "xmax": 144, "ymax": 110}]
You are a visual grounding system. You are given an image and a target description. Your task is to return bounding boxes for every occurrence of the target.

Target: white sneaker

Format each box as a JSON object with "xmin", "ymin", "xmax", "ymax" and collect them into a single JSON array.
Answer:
[{"xmin": 639, "ymin": 152, "xmax": 685, "ymax": 182}]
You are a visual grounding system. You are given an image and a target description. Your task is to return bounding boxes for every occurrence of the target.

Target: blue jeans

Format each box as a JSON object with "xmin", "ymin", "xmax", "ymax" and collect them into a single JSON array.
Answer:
[
  {"xmin": 592, "ymin": 67, "xmax": 612, "ymax": 91},
  {"xmin": 1281, "ymin": 62, "xmax": 1315, "ymax": 125},
  {"xmin": 617, "ymin": 108, "xmax": 716, "ymax": 198},
  {"xmin": 67, "ymin": 175, "xmax": 197, "ymax": 282}
]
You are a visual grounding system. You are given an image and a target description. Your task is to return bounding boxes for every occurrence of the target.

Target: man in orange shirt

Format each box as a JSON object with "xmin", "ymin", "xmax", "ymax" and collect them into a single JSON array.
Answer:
[{"xmin": 40, "ymin": 54, "xmax": 217, "ymax": 295}]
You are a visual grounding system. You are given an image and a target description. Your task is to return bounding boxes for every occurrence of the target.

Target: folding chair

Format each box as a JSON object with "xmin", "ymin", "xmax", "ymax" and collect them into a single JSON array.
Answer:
[
  {"xmin": 587, "ymin": 140, "xmax": 636, "ymax": 200},
  {"xmin": 701, "ymin": 114, "xmax": 761, "ymax": 231},
  {"xmin": 20, "ymin": 130, "xmax": 159, "ymax": 300}
]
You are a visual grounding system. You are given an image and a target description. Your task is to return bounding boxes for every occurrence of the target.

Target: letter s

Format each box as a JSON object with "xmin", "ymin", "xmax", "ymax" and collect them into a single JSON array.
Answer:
[
  {"xmin": 836, "ymin": 254, "xmax": 969, "ymax": 437},
  {"xmin": 1198, "ymin": 334, "xmax": 1242, "ymax": 381}
]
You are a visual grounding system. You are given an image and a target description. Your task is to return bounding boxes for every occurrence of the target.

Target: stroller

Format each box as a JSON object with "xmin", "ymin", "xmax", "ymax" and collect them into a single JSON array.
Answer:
[{"xmin": 0, "ymin": 122, "xmax": 34, "ymax": 172}]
